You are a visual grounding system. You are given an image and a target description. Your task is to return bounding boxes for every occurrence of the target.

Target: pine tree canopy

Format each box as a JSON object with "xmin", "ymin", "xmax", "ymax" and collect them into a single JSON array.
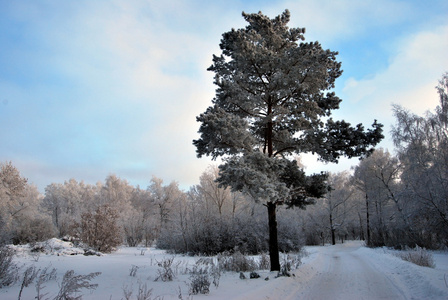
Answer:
[{"xmin": 193, "ymin": 10, "xmax": 383, "ymax": 207}]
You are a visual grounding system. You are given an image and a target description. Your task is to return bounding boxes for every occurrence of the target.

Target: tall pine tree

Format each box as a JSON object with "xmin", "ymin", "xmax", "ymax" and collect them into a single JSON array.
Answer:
[{"xmin": 194, "ymin": 10, "xmax": 383, "ymax": 271}]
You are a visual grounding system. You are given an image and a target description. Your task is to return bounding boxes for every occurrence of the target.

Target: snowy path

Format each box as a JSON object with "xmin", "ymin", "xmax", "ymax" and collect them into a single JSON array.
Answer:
[
  {"xmin": 234, "ymin": 241, "xmax": 447, "ymax": 300},
  {"xmin": 296, "ymin": 242, "xmax": 406, "ymax": 299}
]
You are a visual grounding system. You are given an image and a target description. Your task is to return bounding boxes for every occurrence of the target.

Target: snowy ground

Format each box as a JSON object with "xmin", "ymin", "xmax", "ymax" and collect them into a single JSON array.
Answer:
[{"xmin": 1, "ymin": 239, "xmax": 447, "ymax": 299}]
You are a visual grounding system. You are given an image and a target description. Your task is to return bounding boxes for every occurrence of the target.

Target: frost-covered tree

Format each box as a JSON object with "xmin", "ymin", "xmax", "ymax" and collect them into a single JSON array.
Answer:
[
  {"xmin": 10, "ymin": 184, "xmax": 55, "ymax": 244},
  {"xmin": 0, "ymin": 162, "xmax": 55, "ymax": 244},
  {"xmin": 0, "ymin": 162, "xmax": 28, "ymax": 218},
  {"xmin": 148, "ymin": 177, "xmax": 184, "ymax": 238},
  {"xmin": 391, "ymin": 72, "xmax": 448, "ymax": 248},
  {"xmin": 98, "ymin": 174, "xmax": 133, "ymax": 214},
  {"xmin": 0, "ymin": 161, "xmax": 28, "ymax": 244},
  {"xmin": 353, "ymin": 148, "xmax": 409, "ymax": 247},
  {"xmin": 194, "ymin": 10, "xmax": 383, "ymax": 270},
  {"xmin": 43, "ymin": 179, "xmax": 93, "ymax": 237},
  {"xmin": 353, "ymin": 152, "xmax": 385, "ymax": 247},
  {"xmin": 197, "ymin": 165, "xmax": 235, "ymax": 216},
  {"xmin": 325, "ymin": 172, "xmax": 354, "ymax": 245},
  {"xmin": 129, "ymin": 186, "xmax": 158, "ymax": 246}
]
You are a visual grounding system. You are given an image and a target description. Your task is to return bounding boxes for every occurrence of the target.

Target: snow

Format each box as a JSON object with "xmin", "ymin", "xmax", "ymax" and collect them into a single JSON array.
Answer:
[
  {"xmin": 10, "ymin": 238, "xmax": 86, "ymax": 257},
  {"xmin": 1, "ymin": 240, "xmax": 447, "ymax": 299}
]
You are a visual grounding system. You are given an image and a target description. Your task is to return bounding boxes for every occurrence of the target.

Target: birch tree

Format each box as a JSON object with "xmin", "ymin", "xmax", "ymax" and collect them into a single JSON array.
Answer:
[
  {"xmin": 194, "ymin": 10, "xmax": 383, "ymax": 270},
  {"xmin": 0, "ymin": 161, "xmax": 28, "ymax": 244},
  {"xmin": 392, "ymin": 72, "xmax": 448, "ymax": 248},
  {"xmin": 326, "ymin": 172, "xmax": 354, "ymax": 245},
  {"xmin": 353, "ymin": 150, "xmax": 399, "ymax": 247}
]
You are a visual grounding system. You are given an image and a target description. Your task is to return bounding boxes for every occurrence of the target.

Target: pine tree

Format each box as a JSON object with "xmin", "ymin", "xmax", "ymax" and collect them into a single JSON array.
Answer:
[{"xmin": 193, "ymin": 10, "xmax": 383, "ymax": 270}]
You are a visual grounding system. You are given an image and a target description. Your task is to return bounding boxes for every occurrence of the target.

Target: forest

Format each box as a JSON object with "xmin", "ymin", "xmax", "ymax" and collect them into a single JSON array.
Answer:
[{"xmin": 1, "ymin": 72, "xmax": 447, "ymax": 256}]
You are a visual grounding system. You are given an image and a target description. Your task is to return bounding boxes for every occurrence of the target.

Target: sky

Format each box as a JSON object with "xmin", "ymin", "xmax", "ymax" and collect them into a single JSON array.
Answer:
[{"xmin": 1, "ymin": 0, "xmax": 447, "ymax": 192}]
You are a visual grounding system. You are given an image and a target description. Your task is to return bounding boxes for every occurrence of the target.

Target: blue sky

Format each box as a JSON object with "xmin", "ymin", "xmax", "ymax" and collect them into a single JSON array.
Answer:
[{"xmin": 1, "ymin": 0, "xmax": 447, "ymax": 192}]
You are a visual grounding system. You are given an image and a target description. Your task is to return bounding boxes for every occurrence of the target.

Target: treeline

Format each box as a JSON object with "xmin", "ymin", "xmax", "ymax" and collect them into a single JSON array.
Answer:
[
  {"xmin": 0, "ymin": 164, "xmax": 303, "ymax": 254},
  {"xmin": 1, "ymin": 73, "xmax": 447, "ymax": 252},
  {"xmin": 301, "ymin": 73, "xmax": 448, "ymax": 249}
]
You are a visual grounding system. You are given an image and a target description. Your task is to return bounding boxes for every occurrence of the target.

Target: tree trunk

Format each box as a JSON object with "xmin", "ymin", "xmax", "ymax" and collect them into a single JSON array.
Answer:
[
  {"xmin": 365, "ymin": 193, "xmax": 371, "ymax": 246},
  {"xmin": 330, "ymin": 212, "xmax": 336, "ymax": 245},
  {"xmin": 266, "ymin": 104, "xmax": 280, "ymax": 271},
  {"xmin": 267, "ymin": 201, "xmax": 280, "ymax": 271}
]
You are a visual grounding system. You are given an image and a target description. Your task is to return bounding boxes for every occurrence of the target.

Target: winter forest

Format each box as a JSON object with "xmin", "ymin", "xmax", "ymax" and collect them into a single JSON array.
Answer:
[
  {"xmin": 1, "ymin": 9, "xmax": 448, "ymax": 299},
  {"xmin": 1, "ymin": 70, "xmax": 448, "ymax": 254}
]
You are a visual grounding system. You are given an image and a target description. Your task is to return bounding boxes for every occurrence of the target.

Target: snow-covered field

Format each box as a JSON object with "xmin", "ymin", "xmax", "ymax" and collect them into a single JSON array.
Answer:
[{"xmin": 1, "ymin": 239, "xmax": 447, "ymax": 299}]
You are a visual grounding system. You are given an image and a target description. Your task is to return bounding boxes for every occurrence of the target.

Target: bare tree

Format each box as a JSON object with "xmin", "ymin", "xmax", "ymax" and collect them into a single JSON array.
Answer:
[
  {"xmin": 148, "ymin": 177, "xmax": 181, "ymax": 229},
  {"xmin": 391, "ymin": 72, "xmax": 448, "ymax": 248},
  {"xmin": 325, "ymin": 172, "xmax": 354, "ymax": 245},
  {"xmin": 0, "ymin": 162, "xmax": 28, "ymax": 240},
  {"xmin": 197, "ymin": 165, "xmax": 232, "ymax": 216}
]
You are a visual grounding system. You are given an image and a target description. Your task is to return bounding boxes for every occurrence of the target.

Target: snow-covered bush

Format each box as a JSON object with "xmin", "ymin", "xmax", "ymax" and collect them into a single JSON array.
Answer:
[
  {"xmin": 157, "ymin": 207, "xmax": 271, "ymax": 255},
  {"xmin": 258, "ymin": 252, "xmax": 270, "ymax": 270},
  {"xmin": 154, "ymin": 257, "xmax": 178, "ymax": 282},
  {"xmin": 122, "ymin": 281, "xmax": 154, "ymax": 300},
  {"xmin": 18, "ymin": 266, "xmax": 40, "ymax": 300},
  {"xmin": 53, "ymin": 270, "xmax": 101, "ymax": 300},
  {"xmin": 0, "ymin": 246, "xmax": 18, "ymax": 288},
  {"xmin": 278, "ymin": 253, "xmax": 303, "ymax": 277},
  {"xmin": 12, "ymin": 216, "xmax": 56, "ymax": 245},
  {"xmin": 123, "ymin": 219, "xmax": 144, "ymax": 247},
  {"xmin": 80, "ymin": 204, "xmax": 121, "ymax": 253},
  {"xmin": 277, "ymin": 213, "xmax": 305, "ymax": 253},
  {"xmin": 188, "ymin": 266, "xmax": 211, "ymax": 295},
  {"xmin": 217, "ymin": 251, "xmax": 258, "ymax": 272},
  {"xmin": 35, "ymin": 267, "xmax": 58, "ymax": 300},
  {"xmin": 395, "ymin": 246, "xmax": 436, "ymax": 268},
  {"xmin": 0, "ymin": 215, "xmax": 12, "ymax": 246},
  {"xmin": 122, "ymin": 211, "xmax": 145, "ymax": 247},
  {"xmin": 232, "ymin": 215, "xmax": 269, "ymax": 254}
]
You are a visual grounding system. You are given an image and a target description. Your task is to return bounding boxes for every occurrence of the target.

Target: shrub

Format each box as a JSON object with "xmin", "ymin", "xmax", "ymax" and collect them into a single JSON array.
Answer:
[
  {"xmin": 12, "ymin": 216, "xmax": 56, "ymax": 245},
  {"xmin": 54, "ymin": 270, "xmax": 101, "ymax": 300},
  {"xmin": 395, "ymin": 246, "xmax": 436, "ymax": 268},
  {"xmin": 154, "ymin": 257, "xmax": 179, "ymax": 282},
  {"xmin": 123, "ymin": 282, "xmax": 159, "ymax": 300},
  {"xmin": 277, "ymin": 254, "xmax": 302, "ymax": 277},
  {"xmin": 0, "ymin": 246, "xmax": 18, "ymax": 288},
  {"xmin": 0, "ymin": 215, "xmax": 12, "ymax": 246},
  {"xmin": 277, "ymin": 217, "xmax": 305, "ymax": 253},
  {"xmin": 123, "ymin": 217, "xmax": 144, "ymax": 247},
  {"xmin": 217, "ymin": 251, "xmax": 257, "ymax": 272},
  {"xmin": 193, "ymin": 258, "xmax": 221, "ymax": 289},
  {"xmin": 18, "ymin": 266, "xmax": 40, "ymax": 300},
  {"xmin": 80, "ymin": 204, "xmax": 121, "ymax": 253},
  {"xmin": 258, "ymin": 252, "xmax": 270, "ymax": 270},
  {"xmin": 188, "ymin": 266, "xmax": 210, "ymax": 295},
  {"xmin": 156, "ymin": 211, "xmax": 269, "ymax": 255},
  {"xmin": 35, "ymin": 267, "xmax": 58, "ymax": 300}
]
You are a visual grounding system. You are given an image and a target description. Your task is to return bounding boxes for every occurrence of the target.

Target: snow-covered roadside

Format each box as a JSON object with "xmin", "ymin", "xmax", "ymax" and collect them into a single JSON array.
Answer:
[
  {"xmin": 358, "ymin": 246, "xmax": 448, "ymax": 299},
  {"xmin": 231, "ymin": 241, "xmax": 448, "ymax": 300},
  {"xmin": 1, "ymin": 240, "xmax": 447, "ymax": 299}
]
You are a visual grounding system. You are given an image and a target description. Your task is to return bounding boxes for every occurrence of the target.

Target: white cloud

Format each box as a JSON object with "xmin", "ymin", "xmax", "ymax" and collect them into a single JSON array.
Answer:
[{"xmin": 342, "ymin": 25, "xmax": 448, "ymax": 117}]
